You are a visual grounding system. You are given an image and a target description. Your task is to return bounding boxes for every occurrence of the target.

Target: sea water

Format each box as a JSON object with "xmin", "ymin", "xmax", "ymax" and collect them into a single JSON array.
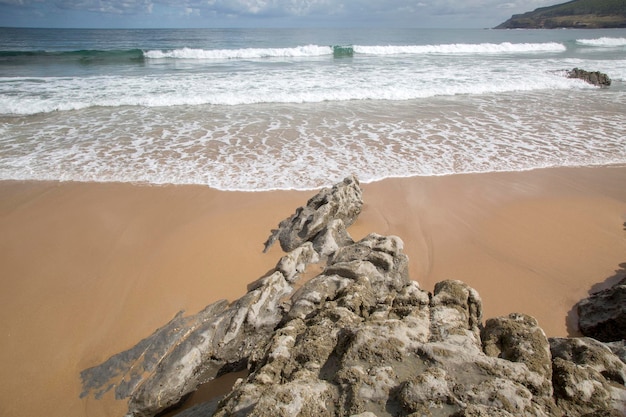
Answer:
[{"xmin": 1, "ymin": 27, "xmax": 625, "ymax": 190}]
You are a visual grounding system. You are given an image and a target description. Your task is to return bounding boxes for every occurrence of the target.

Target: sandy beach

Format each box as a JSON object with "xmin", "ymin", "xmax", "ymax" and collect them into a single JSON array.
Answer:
[{"xmin": 1, "ymin": 165, "xmax": 625, "ymax": 417}]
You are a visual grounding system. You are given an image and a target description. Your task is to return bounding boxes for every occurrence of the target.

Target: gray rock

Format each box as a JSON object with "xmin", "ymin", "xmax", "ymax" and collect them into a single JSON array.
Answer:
[
  {"xmin": 482, "ymin": 313, "xmax": 552, "ymax": 382},
  {"xmin": 550, "ymin": 337, "xmax": 626, "ymax": 383},
  {"xmin": 430, "ymin": 280, "xmax": 483, "ymax": 346},
  {"xmin": 577, "ymin": 277, "xmax": 626, "ymax": 342},
  {"xmin": 450, "ymin": 405, "xmax": 516, "ymax": 417},
  {"xmin": 264, "ymin": 175, "xmax": 363, "ymax": 253},
  {"xmin": 80, "ymin": 241, "xmax": 311, "ymax": 416},
  {"xmin": 311, "ymin": 218, "xmax": 354, "ymax": 258},
  {"xmin": 605, "ymin": 340, "xmax": 626, "ymax": 364},
  {"xmin": 214, "ymin": 233, "xmax": 426, "ymax": 417},
  {"xmin": 567, "ymin": 68, "xmax": 612, "ymax": 87},
  {"xmin": 550, "ymin": 336, "xmax": 626, "ymax": 417},
  {"xmin": 275, "ymin": 242, "xmax": 320, "ymax": 283},
  {"xmin": 214, "ymin": 240, "xmax": 565, "ymax": 417},
  {"xmin": 81, "ymin": 177, "xmax": 363, "ymax": 417},
  {"xmin": 142, "ymin": 271, "xmax": 290, "ymax": 416},
  {"xmin": 79, "ymin": 300, "xmax": 231, "ymax": 402},
  {"xmin": 80, "ymin": 175, "xmax": 626, "ymax": 417}
]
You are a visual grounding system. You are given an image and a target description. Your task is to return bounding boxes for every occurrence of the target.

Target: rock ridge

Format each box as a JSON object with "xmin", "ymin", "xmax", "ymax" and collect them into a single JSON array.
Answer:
[
  {"xmin": 80, "ymin": 176, "xmax": 626, "ymax": 417},
  {"xmin": 495, "ymin": 0, "xmax": 626, "ymax": 29}
]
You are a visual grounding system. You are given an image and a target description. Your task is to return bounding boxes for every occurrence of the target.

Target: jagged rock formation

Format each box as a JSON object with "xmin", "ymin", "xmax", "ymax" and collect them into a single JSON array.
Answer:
[
  {"xmin": 578, "ymin": 276, "xmax": 626, "ymax": 342},
  {"xmin": 567, "ymin": 68, "xmax": 612, "ymax": 87},
  {"xmin": 80, "ymin": 175, "xmax": 364, "ymax": 417},
  {"xmin": 80, "ymin": 176, "xmax": 626, "ymax": 417},
  {"xmin": 495, "ymin": 0, "xmax": 626, "ymax": 29},
  {"xmin": 263, "ymin": 175, "xmax": 362, "ymax": 254},
  {"xmin": 549, "ymin": 337, "xmax": 626, "ymax": 416}
]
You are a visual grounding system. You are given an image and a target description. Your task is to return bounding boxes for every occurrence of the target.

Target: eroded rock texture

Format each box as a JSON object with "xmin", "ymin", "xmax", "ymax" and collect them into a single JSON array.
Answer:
[
  {"xmin": 80, "ymin": 176, "xmax": 626, "ymax": 417},
  {"xmin": 550, "ymin": 337, "xmax": 626, "ymax": 416},
  {"xmin": 263, "ymin": 174, "xmax": 362, "ymax": 253}
]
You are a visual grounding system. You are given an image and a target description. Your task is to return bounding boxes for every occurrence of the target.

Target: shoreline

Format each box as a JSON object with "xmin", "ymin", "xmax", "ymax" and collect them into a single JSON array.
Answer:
[{"xmin": 1, "ymin": 165, "xmax": 625, "ymax": 417}]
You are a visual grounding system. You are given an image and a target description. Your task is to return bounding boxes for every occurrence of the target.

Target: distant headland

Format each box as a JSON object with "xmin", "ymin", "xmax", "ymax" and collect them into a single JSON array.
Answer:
[{"xmin": 495, "ymin": 0, "xmax": 626, "ymax": 29}]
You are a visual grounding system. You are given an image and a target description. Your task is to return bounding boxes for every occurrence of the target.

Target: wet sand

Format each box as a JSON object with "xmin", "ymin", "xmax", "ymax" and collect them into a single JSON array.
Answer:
[{"xmin": 1, "ymin": 166, "xmax": 625, "ymax": 417}]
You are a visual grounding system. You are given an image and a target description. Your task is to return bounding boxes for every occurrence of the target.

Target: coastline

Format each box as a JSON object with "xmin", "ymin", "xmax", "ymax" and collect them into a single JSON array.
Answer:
[{"xmin": 1, "ymin": 165, "xmax": 625, "ymax": 417}]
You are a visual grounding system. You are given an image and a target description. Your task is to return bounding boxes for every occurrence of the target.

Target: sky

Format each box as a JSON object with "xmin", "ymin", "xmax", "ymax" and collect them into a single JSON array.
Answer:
[{"xmin": 0, "ymin": 0, "xmax": 557, "ymax": 29}]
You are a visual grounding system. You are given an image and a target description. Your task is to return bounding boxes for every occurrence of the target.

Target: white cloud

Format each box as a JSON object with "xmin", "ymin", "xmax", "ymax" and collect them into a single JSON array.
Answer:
[
  {"xmin": 0, "ymin": 0, "xmax": 558, "ymax": 27},
  {"xmin": 55, "ymin": 0, "xmax": 153, "ymax": 14},
  {"xmin": 0, "ymin": 0, "xmax": 45, "ymax": 5}
]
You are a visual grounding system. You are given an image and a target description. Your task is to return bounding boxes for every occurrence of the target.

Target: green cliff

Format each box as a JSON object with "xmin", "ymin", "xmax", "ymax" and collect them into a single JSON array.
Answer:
[{"xmin": 495, "ymin": 0, "xmax": 626, "ymax": 28}]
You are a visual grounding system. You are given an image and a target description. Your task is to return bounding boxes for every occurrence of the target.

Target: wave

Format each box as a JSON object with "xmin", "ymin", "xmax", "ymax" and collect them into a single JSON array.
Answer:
[
  {"xmin": 143, "ymin": 45, "xmax": 333, "ymax": 60},
  {"xmin": 576, "ymin": 37, "xmax": 626, "ymax": 47},
  {"xmin": 3, "ymin": 90, "xmax": 625, "ymax": 191},
  {"xmin": 0, "ymin": 49, "xmax": 145, "ymax": 64},
  {"xmin": 0, "ymin": 72, "xmax": 589, "ymax": 115},
  {"xmin": 143, "ymin": 42, "xmax": 565, "ymax": 60},
  {"xmin": 0, "ymin": 42, "xmax": 564, "ymax": 65},
  {"xmin": 332, "ymin": 45, "xmax": 354, "ymax": 58},
  {"xmin": 354, "ymin": 42, "xmax": 566, "ymax": 55}
]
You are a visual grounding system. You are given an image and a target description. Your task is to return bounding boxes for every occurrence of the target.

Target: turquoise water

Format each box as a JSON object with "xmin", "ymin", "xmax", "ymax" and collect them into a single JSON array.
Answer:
[{"xmin": 1, "ymin": 27, "xmax": 625, "ymax": 190}]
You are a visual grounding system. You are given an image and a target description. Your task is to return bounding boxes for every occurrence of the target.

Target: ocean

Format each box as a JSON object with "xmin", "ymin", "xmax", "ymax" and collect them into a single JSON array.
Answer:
[{"xmin": 1, "ymin": 27, "xmax": 625, "ymax": 191}]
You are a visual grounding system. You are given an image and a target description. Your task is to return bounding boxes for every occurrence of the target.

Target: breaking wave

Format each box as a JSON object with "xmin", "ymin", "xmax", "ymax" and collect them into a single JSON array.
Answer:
[
  {"xmin": 353, "ymin": 42, "xmax": 566, "ymax": 55},
  {"xmin": 143, "ymin": 42, "xmax": 566, "ymax": 60},
  {"xmin": 576, "ymin": 37, "xmax": 626, "ymax": 47}
]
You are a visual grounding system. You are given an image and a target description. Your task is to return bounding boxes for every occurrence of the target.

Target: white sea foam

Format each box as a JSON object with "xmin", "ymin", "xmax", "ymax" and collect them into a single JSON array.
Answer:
[
  {"xmin": 576, "ymin": 37, "xmax": 626, "ymax": 47},
  {"xmin": 144, "ymin": 45, "xmax": 333, "ymax": 59},
  {"xmin": 0, "ymin": 61, "xmax": 594, "ymax": 116},
  {"xmin": 1, "ymin": 91, "xmax": 625, "ymax": 191},
  {"xmin": 143, "ymin": 42, "xmax": 566, "ymax": 61},
  {"xmin": 354, "ymin": 42, "xmax": 566, "ymax": 55}
]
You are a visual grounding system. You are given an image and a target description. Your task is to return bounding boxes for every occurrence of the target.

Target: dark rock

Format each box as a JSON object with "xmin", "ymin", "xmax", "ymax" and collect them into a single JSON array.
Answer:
[
  {"xmin": 80, "ymin": 176, "xmax": 626, "ymax": 417},
  {"xmin": 171, "ymin": 398, "xmax": 222, "ymax": 417},
  {"xmin": 567, "ymin": 68, "xmax": 612, "ymax": 87},
  {"xmin": 577, "ymin": 276, "xmax": 626, "ymax": 341},
  {"xmin": 494, "ymin": 0, "xmax": 626, "ymax": 29}
]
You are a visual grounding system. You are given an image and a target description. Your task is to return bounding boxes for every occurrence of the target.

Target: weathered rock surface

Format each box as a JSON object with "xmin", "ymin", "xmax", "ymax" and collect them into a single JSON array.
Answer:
[
  {"xmin": 80, "ymin": 176, "xmax": 626, "ymax": 417},
  {"xmin": 567, "ymin": 68, "xmax": 612, "ymax": 87},
  {"xmin": 263, "ymin": 174, "xmax": 362, "ymax": 253},
  {"xmin": 80, "ymin": 175, "xmax": 364, "ymax": 417},
  {"xmin": 550, "ymin": 337, "xmax": 626, "ymax": 416},
  {"xmin": 80, "ymin": 268, "xmax": 293, "ymax": 417},
  {"xmin": 578, "ymin": 276, "xmax": 626, "ymax": 342}
]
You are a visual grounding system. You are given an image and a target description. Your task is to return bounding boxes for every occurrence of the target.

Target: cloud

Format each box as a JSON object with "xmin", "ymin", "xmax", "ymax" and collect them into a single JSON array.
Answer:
[
  {"xmin": 0, "ymin": 0, "xmax": 44, "ymax": 6},
  {"xmin": 156, "ymin": 0, "xmax": 333, "ymax": 18},
  {"xmin": 0, "ymin": 0, "xmax": 557, "ymax": 27},
  {"xmin": 29, "ymin": 0, "xmax": 550, "ymax": 19},
  {"xmin": 55, "ymin": 0, "xmax": 153, "ymax": 14},
  {"xmin": 194, "ymin": 0, "xmax": 554, "ymax": 21}
]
